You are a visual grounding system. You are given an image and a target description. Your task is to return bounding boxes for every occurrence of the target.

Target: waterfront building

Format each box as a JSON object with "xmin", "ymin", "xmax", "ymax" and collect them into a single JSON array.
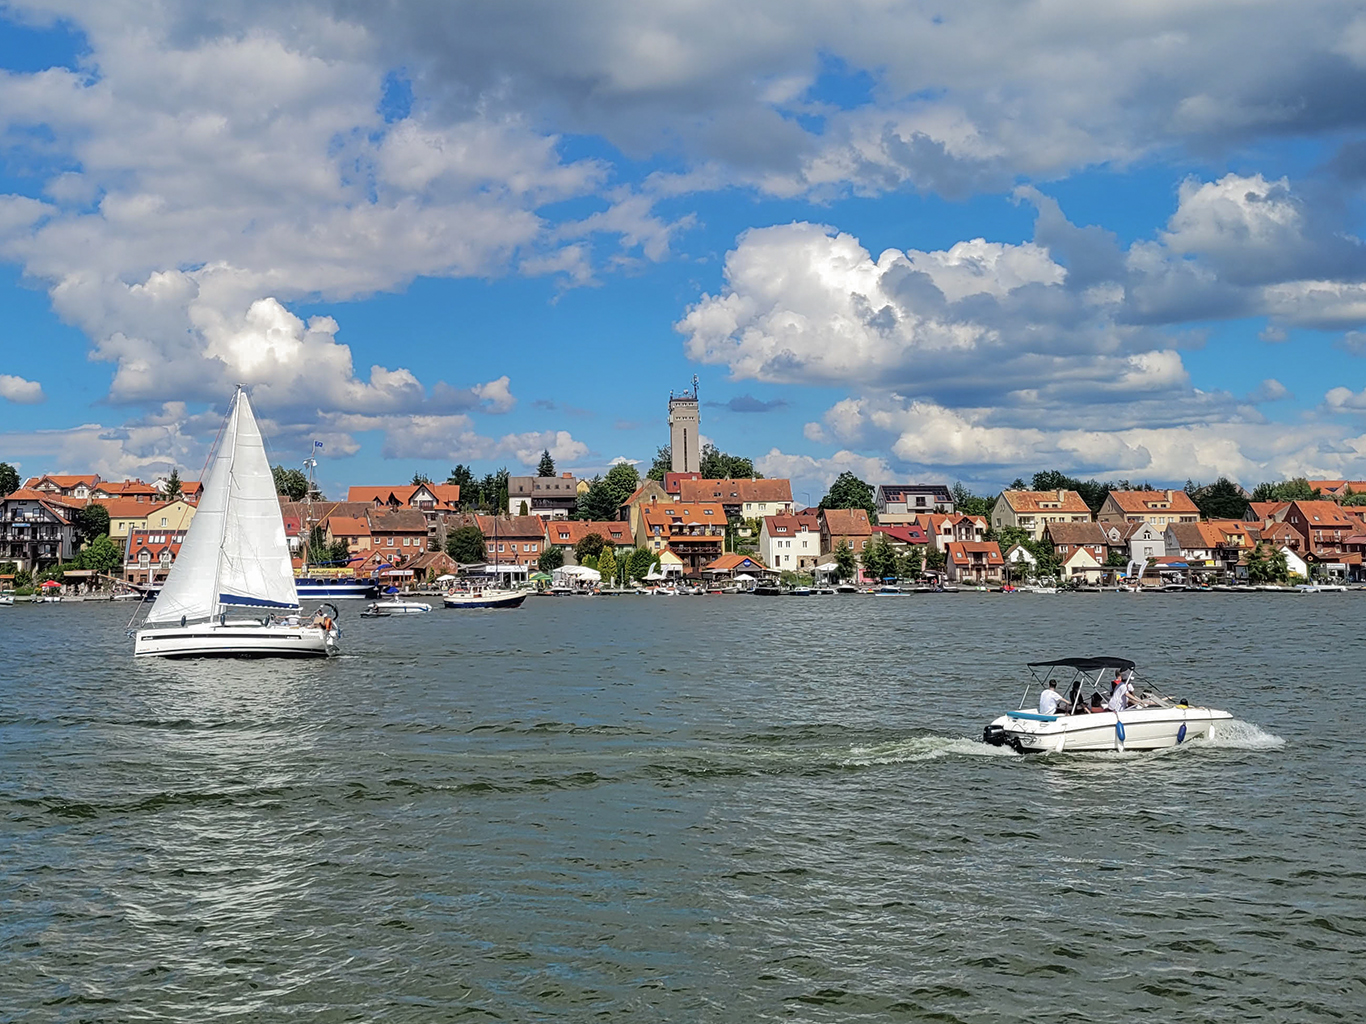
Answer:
[
  {"xmin": 325, "ymin": 516, "xmax": 372, "ymax": 555},
  {"xmin": 443, "ymin": 514, "xmax": 549, "ymax": 573},
  {"xmin": 23, "ymin": 474, "xmax": 100, "ymax": 499},
  {"xmin": 367, "ymin": 508, "xmax": 429, "ymax": 557},
  {"xmin": 918, "ymin": 512, "xmax": 987, "ymax": 551},
  {"xmin": 819, "ymin": 508, "xmax": 873, "ymax": 560},
  {"xmin": 618, "ymin": 479, "xmax": 672, "ymax": 534},
  {"xmin": 1125, "ymin": 521, "xmax": 1166, "ymax": 564},
  {"xmin": 104, "ymin": 497, "xmax": 198, "ymax": 548},
  {"xmin": 760, "ymin": 514, "xmax": 820, "ymax": 570},
  {"xmin": 90, "ymin": 479, "xmax": 160, "ymax": 502},
  {"xmin": 944, "ymin": 540, "xmax": 1004, "ymax": 583},
  {"xmin": 668, "ymin": 382, "xmax": 701, "ymax": 474},
  {"xmin": 677, "ymin": 478, "xmax": 794, "ymax": 520},
  {"xmin": 1003, "ymin": 542, "xmax": 1036, "ymax": 578},
  {"xmin": 0, "ymin": 489, "xmax": 79, "ymax": 571},
  {"xmin": 1095, "ymin": 489, "xmax": 1200, "ymax": 527},
  {"xmin": 871, "ymin": 522, "xmax": 931, "ymax": 553},
  {"xmin": 1044, "ymin": 521, "xmax": 1109, "ymax": 563},
  {"xmin": 991, "ymin": 490, "xmax": 1092, "ymax": 540},
  {"xmin": 1062, "ymin": 546, "xmax": 1103, "ymax": 582},
  {"xmin": 506, "ymin": 473, "xmax": 580, "ymax": 518},
  {"xmin": 702, "ymin": 552, "xmax": 769, "ymax": 579},
  {"xmin": 636, "ymin": 501, "xmax": 726, "ymax": 574},
  {"xmin": 875, "ymin": 483, "xmax": 954, "ymax": 521},
  {"xmin": 1281, "ymin": 500, "xmax": 1358, "ymax": 561},
  {"xmin": 123, "ymin": 529, "xmax": 186, "ymax": 586},
  {"xmin": 544, "ymin": 519, "xmax": 635, "ymax": 563}
]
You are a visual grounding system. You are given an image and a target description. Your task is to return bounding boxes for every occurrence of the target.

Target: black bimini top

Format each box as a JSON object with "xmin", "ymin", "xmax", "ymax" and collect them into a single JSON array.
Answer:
[{"xmin": 1028, "ymin": 657, "xmax": 1136, "ymax": 672}]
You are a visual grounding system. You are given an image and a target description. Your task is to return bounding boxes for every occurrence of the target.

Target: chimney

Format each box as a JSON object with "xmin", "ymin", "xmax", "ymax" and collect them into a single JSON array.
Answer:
[
  {"xmin": 1057, "ymin": 490, "xmax": 1066, "ymax": 501},
  {"xmin": 1165, "ymin": 489, "xmax": 1173, "ymax": 501},
  {"xmin": 562, "ymin": 472, "xmax": 571, "ymax": 478}
]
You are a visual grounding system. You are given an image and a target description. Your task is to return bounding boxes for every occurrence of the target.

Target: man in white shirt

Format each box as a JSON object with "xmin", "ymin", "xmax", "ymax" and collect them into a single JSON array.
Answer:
[{"xmin": 1038, "ymin": 680, "xmax": 1070, "ymax": 715}]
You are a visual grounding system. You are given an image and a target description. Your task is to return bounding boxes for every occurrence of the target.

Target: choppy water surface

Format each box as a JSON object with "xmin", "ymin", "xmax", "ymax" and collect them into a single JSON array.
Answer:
[{"xmin": 1, "ymin": 594, "xmax": 1362, "ymax": 1022}]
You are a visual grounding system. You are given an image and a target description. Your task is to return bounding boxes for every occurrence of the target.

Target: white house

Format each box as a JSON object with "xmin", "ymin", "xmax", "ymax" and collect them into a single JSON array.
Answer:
[
  {"xmin": 1063, "ymin": 546, "xmax": 1103, "ymax": 582},
  {"xmin": 1127, "ymin": 522, "xmax": 1166, "ymax": 564},
  {"xmin": 1282, "ymin": 546, "xmax": 1309, "ymax": 579},
  {"xmin": 760, "ymin": 514, "xmax": 820, "ymax": 570}
]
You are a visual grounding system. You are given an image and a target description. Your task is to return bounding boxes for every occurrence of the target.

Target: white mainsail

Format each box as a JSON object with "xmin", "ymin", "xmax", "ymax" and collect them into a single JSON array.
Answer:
[{"xmin": 146, "ymin": 388, "xmax": 299, "ymax": 624}]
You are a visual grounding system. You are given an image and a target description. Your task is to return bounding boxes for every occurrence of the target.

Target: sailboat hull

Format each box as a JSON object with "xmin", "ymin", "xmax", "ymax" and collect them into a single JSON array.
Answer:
[{"xmin": 134, "ymin": 620, "xmax": 335, "ymax": 658}]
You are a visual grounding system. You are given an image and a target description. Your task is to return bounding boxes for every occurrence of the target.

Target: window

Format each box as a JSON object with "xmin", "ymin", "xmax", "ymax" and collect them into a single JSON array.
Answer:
[
  {"xmin": 160, "ymin": 517, "xmax": 167, "ymax": 527},
  {"xmin": 387, "ymin": 537, "xmax": 394, "ymax": 546}
]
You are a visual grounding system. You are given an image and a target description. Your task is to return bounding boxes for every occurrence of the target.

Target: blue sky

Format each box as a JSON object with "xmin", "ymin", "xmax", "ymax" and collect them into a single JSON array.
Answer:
[{"xmin": 3, "ymin": 2, "xmax": 1366, "ymax": 499}]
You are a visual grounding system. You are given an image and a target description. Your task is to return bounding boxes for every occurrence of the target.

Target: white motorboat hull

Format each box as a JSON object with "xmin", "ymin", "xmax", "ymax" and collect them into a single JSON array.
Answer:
[
  {"xmin": 134, "ymin": 620, "xmax": 338, "ymax": 658},
  {"xmin": 442, "ymin": 591, "xmax": 527, "ymax": 609},
  {"xmin": 985, "ymin": 705, "xmax": 1233, "ymax": 753},
  {"xmin": 361, "ymin": 600, "xmax": 431, "ymax": 616}
]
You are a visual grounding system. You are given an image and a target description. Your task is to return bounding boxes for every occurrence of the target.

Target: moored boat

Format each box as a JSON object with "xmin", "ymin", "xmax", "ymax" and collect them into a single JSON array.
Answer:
[
  {"xmin": 442, "ymin": 588, "xmax": 527, "ymax": 609},
  {"xmin": 982, "ymin": 656, "xmax": 1232, "ymax": 754},
  {"xmin": 361, "ymin": 599, "xmax": 432, "ymax": 616}
]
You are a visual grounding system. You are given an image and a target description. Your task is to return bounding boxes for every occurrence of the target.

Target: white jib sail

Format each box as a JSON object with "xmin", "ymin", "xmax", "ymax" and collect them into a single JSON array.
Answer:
[{"xmin": 146, "ymin": 388, "xmax": 298, "ymax": 624}]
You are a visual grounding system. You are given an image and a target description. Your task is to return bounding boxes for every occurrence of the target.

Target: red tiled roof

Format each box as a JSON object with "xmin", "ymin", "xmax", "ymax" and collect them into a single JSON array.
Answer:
[
  {"xmin": 945, "ymin": 541, "xmax": 1004, "ymax": 564},
  {"xmin": 704, "ymin": 552, "xmax": 769, "ymax": 572},
  {"xmin": 328, "ymin": 516, "xmax": 371, "ymax": 537},
  {"xmin": 872, "ymin": 524, "xmax": 929, "ymax": 544},
  {"xmin": 677, "ymin": 478, "xmax": 793, "ymax": 504},
  {"xmin": 546, "ymin": 520, "xmax": 633, "ymax": 546},
  {"xmin": 1001, "ymin": 490, "xmax": 1091, "ymax": 514},
  {"xmin": 764, "ymin": 514, "xmax": 817, "ymax": 535},
  {"xmin": 820, "ymin": 508, "xmax": 873, "ymax": 536},
  {"xmin": 1103, "ymin": 489, "xmax": 1199, "ymax": 514}
]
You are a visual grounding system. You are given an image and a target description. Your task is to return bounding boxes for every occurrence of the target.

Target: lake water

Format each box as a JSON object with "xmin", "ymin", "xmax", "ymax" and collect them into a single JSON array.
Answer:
[{"xmin": 1, "ymin": 594, "xmax": 1362, "ymax": 1022}]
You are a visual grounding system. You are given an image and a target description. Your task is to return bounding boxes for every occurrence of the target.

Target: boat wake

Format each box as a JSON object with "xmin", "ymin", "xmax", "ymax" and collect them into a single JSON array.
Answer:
[
  {"xmin": 838, "ymin": 734, "xmax": 1017, "ymax": 767},
  {"xmin": 1195, "ymin": 718, "xmax": 1286, "ymax": 750}
]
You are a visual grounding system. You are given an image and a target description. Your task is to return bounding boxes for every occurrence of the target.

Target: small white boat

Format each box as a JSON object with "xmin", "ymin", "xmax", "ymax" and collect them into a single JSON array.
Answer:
[
  {"xmin": 361, "ymin": 599, "xmax": 431, "ymax": 616},
  {"xmin": 0, "ymin": 594, "xmax": 12, "ymax": 605},
  {"xmin": 133, "ymin": 387, "xmax": 340, "ymax": 658},
  {"xmin": 1295, "ymin": 583, "xmax": 1347, "ymax": 593},
  {"xmin": 983, "ymin": 656, "xmax": 1232, "ymax": 754},
  {"xmin": 442, "ymin": 589, "xmax": 527, "ymax": 609}
]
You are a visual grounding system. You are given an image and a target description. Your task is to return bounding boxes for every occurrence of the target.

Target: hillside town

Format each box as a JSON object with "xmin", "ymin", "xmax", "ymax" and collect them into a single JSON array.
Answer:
[{"xmin": 3, "ymin": 386, "xmax": 1366, "ymax": 594}]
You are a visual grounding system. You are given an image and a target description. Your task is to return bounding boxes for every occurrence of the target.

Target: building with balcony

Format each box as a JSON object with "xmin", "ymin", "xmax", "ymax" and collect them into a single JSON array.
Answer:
[
  {"xmin": 991, "ymin": 490, "xmax": 1092, "ymax": 541},
  {"xmin": 0, "ymin": 490, "xmax": 79, "ymax": 571}
]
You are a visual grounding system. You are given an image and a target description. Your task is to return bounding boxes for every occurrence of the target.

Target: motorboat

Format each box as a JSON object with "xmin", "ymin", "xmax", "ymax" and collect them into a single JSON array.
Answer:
[
  {"xmin": 442, "ymin": 588, "xmax": 527, "ymax": 609},
  {"xmin": 295, "ymin": 577, "xmax": 379, "ymax": 600},
  {"xmin": 132, "ymin": 387, "xmax": 340, "ymax": 658},
  {"xmin": 1295, "ymin": 583, "xmax": 1347, "ymax": 593},
  {"xmin": 0, "ymin": 594, "xmax": 12, "ymax": 605},
  {"xmin": 982, "ymin": 656, "xmax": 1233, "ymax": 754},
  {"xmin": 361, "ymin": 599, "xmax": 432, "ymax": 616},
  {"xmin": 790, "ymin": 585, "xmax": 813, "ymax": 596},
  {"xmin": 835, "ymin": 583, "xmax": 859, "ymax": 594}
]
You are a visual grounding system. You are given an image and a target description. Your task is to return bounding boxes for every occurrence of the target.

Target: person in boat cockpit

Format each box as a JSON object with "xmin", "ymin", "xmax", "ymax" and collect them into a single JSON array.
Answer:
[
  {"xmin": 1106, "ymin": 671, "xmax": 1136, "ymax": 712},
  {"xmin": 1038, "ymin": 679, "xmax": 1071, "ymax": 715}
]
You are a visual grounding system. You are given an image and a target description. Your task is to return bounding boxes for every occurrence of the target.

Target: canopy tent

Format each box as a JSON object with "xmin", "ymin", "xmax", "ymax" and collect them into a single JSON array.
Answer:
[
  {"xmin": 555, "ymin": 565, "xmax": 601, "ymax": 581},
  {"xmin": 1027, "ymin": 656, "xmax": 1135, "ymax": 672},
  {"xmin": 529, "ymin": 571, "xmax": 553, "ymax": 582},
  {"xmin": 435, "ymin": 574, "xmax": 456, "ymax": 582},
  {"xmin": 734, "ymin": 573, "xmax": 756, "ymax": 582},
  {"xmin": 39, "ymin": 579, "xmax": 61, "ymax": 588}
]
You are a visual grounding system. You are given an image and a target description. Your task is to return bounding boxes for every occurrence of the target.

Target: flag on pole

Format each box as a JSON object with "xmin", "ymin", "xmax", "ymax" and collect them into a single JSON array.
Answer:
[{"xmin": 313, "ymin": 440, "xmax": 324, "ymax": 450}]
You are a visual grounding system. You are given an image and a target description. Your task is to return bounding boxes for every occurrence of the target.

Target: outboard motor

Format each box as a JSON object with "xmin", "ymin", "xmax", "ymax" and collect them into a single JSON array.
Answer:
[{"xmin": 983, "ymin": 723, "xmax": 1006, "ymax": 746}]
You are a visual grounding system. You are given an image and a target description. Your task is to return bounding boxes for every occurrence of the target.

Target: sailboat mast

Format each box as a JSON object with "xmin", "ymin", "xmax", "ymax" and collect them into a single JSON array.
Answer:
[{"xmin": 211, "ymin": 387, "xmax": 244, "ymax": 619}]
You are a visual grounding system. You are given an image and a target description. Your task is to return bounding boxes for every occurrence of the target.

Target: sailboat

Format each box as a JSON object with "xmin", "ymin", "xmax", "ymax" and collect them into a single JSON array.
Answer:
[{"xmin": 132, "ymin": 387, "xmax": 341, "ymax": 658}]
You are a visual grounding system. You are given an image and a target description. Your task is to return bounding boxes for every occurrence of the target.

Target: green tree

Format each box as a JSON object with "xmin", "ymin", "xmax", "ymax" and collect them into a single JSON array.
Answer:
[
  {"xmin": 1342, "ymin": 488, "xmax": 1366, "ymax": 506},
  {"xmin": 0, "ymin": 462, "xmax": 18, "ymax": 496},
  {"xmin": 1031, "ymin": 470, "xmax": 1111, "ymax": 515},
  {"xmin": 699, "ymin": 443, "xmax": 759, "ymax": 479},
  {"xmin": 925, "ymin": 545, "xmax": 947, "ymax": 572},
  {"xmin": 862, "ymin": 533, "xmax": 899, "ymax": 581},
  {"xmin": 446, "ymin": 464, "xmax": 474, "ymax": 502},
  {"xmin": 411, "ymin": 471, "xmax": 432, "ymax": 485},
  {"xmin": 597, "ymin": 545, "xmax": 617, "ymax": 584},
  {"xmin": 519, "ymin": 500, "xmax": 529, "ymax": 516},
  {"xmin": 628, "ymin": 547, "xmax": 655, "ymax": 581},
  {"xmin": 832, "ymin": 539, "xmax": 857, "ymax": 582},
  {"xmin": 73, "ymin": 503, "xmax": 110, "ymax": 545},
  {"xmin": 273, "ymin": 465, "xmax": 309, "ymax": 500},
  {"xmin": 819, "ymin": 472, "xmax": 877, "ymax": 519},
  {"xmin": 951, "ymin": 482, "xmax": 996, "ymax": 518},
  {"xmin": 1250, "ymin": 478, "xmax": 1316, "ymax": 503},
  {"xmin": 582, "ymin": 554, "xmax": 599, "ymax": 570},
  {"xmin": 160, "ymin": 468, "xmax": 183, "ymax": 500},
  {"xmin": 575, "ymin": 532, "xmax": 606, "ymax": 561},
  {"xmin": 604, "ymin": 462, "xmax": 640, "ymax": 504},
  {"xmin": 538, "ymin": 546, "xmax": 564, "ymax": 572},
  {"xmin": 537, "ymin": 449, "xmax": 555, "ymax": 477},
  {"xmin": 1188, "ymin": 477, "xmax": 1248, "ymax": 520},
  {"xmin": 897, "ymin": 545, "xmax": 923, "ymax": 580},
  {"xmin": 445, "ymin": 525, "xmax": 487, "ymax": 563},
  {"xmin": 647, "ymin": 445, "xmax": 671, "ymax": 482},
  {"xmin": 1105, "ymin": 549, "xmax": 1130, "ymax": 567},
  {"xmin": 76, "ymin": 534, "xmax": 122, "ymax": 575}
]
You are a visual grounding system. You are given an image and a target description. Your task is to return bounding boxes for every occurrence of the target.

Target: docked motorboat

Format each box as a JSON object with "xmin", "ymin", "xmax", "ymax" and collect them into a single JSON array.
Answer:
[
  {"xmin": 442, "ymin": 588, "xmax": 527, "ymax": 609},
  {"xmin": 982, "ymin": 656, "xmax": 1232, "ymax": 753},
  {"xmin": 132, "ymin": 387, "xmax": 340, "ymax": 658},
  {"xmin": 361, "ymin": 599, "xmax": 432, "ymax": 616}
]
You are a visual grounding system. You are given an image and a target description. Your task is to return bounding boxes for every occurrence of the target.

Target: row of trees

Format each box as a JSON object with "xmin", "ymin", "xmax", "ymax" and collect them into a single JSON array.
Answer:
[{"xmin": 645, "ymin": 444, "xmax": 759, "ymax": 482}]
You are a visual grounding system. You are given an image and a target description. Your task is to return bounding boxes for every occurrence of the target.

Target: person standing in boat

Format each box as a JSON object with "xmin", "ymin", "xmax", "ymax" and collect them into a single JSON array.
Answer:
[
  {"xmin": 1038, "ymin": 679, "xmax": 1071, "ymax": 715},
  {"xmin": 1107, "ymin": 670, "xmax": 1136, "ymax": 712}
]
